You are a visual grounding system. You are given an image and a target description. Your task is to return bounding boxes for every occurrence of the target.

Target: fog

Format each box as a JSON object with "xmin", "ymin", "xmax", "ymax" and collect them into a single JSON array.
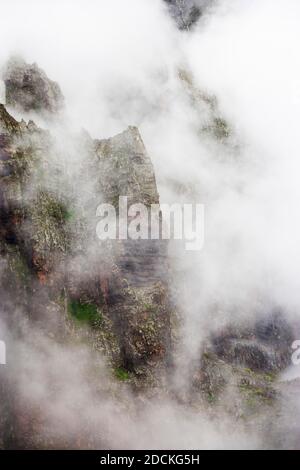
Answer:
[{"xmin": 0, "ymin": 0, "xmax": 300, "ymax": 449}]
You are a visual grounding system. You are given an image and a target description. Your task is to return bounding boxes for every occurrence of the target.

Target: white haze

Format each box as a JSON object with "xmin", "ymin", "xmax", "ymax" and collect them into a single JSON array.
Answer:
[{"xmin": 0, "ymin": 0, "xmax": 300, "ymax": 449}]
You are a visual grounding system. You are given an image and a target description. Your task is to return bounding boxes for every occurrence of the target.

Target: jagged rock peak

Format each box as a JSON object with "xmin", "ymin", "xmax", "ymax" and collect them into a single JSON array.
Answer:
[
  {"xmin": 164, "ymin": 0, "xmax": 213, "ymax": 30},
  {"xmin": 95, "ymin": 126, "xmax": 159, "ymax": 207},
  {"xmin": 2, "ymin": 56, "xmax": 64, "ymax": 115},
  {"xmin": 0, "ymin": 103, "xmax": 20, "ymax": 134}
]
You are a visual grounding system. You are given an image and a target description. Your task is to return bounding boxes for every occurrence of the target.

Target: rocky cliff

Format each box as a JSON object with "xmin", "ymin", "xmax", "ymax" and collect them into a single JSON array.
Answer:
[{"xmin": 3, "ymin": 57, "xmax": 64, "ymax": 114}]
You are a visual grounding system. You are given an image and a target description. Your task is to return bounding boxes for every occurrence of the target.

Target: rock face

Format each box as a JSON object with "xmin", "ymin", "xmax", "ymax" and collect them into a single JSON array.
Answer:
[
  {"xmin": 0, "ymin": 101, "xmax": 171, "ymax": 376},
  {"xmin": 3, "ymin": 57, "xmax": 64, "ymax": 114},
  {"xmin": 0, "ymin": 98, "xmax": 172, "ymax": 446},
  {"xmin": 0, "ymin": 61, "xmax": 298, "ymax": 449},
  {"xmin": 164, "ymin": 0, "xmax": 212, "ymax": 30},
  {"xmin": 212, "ymin": 313, "xmax": 293, "ymax": 373},
  {"xmin": 189, "ymin": 311, "xmax": 295, "ymax": 424},
  {"xmin": 94, "ymin": 127, "xmax": 171, "ymax": 372},
  {"xmin": 95, "ymin": 127, "xmax": 160, "ymax": 209}
]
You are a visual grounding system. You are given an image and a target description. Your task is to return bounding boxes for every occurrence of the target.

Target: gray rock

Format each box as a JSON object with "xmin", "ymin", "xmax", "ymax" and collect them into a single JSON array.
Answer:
[
  {"xmin": 164, "ymin": 0, "xmax": 213, "ymax": 30},
  {"xmin": 0, "ymin": 104, "xmax": 172, "ymax": 378},
  {"xmin": 94, "ymin": 127, "xmax": 171, "ymax": 372}
]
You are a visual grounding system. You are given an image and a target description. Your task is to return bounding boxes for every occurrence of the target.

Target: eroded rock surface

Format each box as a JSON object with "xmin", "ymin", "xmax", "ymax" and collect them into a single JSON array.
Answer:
[
  {"xmin": 3, "ymin": 57, "xmax": 64, "ymax": 114},
  {"xmin": 0, "ymin": 100, "xmax": 173, "ymax": 446},
  {"xmin": 0, "ymin": 62, "xmax": 299, "ymax": 449},
  {"xmin": 0, "ymin": 103, "xmax": 172, "ymax": 379},
  {"xmin": 164, "ymin": 0, "xmax": 212, "ymax": 30},
  {"xmin": 212, "ymin": 313, "xmax": 293, "ymax": 373}
]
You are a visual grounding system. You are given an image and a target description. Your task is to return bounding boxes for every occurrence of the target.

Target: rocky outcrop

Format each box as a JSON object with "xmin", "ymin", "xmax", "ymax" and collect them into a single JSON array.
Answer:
[
  {"xmin": 164, "ymin": 0, "xmax": 212, "ymax": 30},
  {"xmin": 0, "ymin": 98, "xmax": 173, "ymax": 446},
  {"xmin": 188, "ymin": 311, "xmax": 295, "ymax": 422},
  {"xmin": 3, "ymin": 57, "xmax": 64, "ymax": 114},
  {"xmin": 212, "ymin": 312, "xmax": 293, "ymax": 373},
  {"xmin": 0, "ymin": 102, "xmax": 171, "ymax": 381},
  {"xmin": 95, "ymin": 127, "xmax": 160, "ymax": 208},
  {"xmin": 0, "ymin": 61, "xmax": 298, "ymax": 449},
  {"xmin": 94, "ymin": 127, "xmax": 171, "ymax": 373}
]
